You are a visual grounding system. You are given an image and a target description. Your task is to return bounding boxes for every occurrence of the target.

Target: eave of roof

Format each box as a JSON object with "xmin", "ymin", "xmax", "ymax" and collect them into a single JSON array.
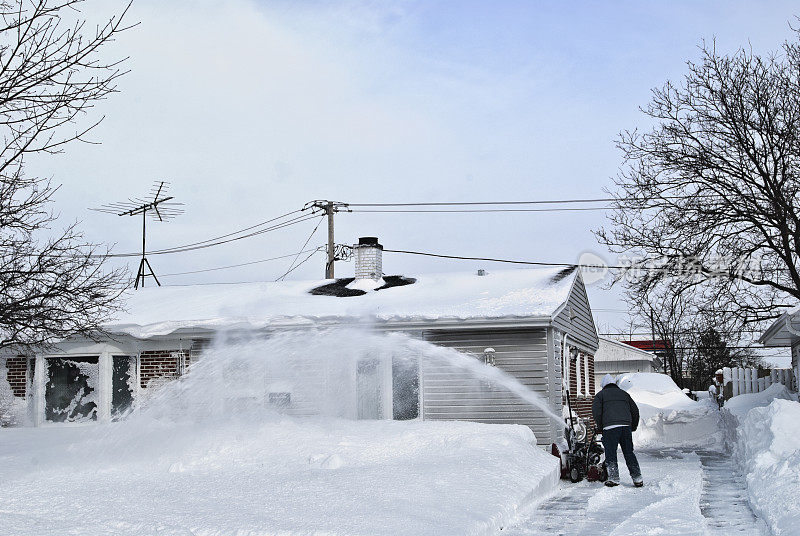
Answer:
[
  {"xmin": 106, "ymin": 313, "xmax": 556, "ymax": 340},
  {"xmin": 759, "ymin": 310, "xmax": 800, "ymax": 347}
]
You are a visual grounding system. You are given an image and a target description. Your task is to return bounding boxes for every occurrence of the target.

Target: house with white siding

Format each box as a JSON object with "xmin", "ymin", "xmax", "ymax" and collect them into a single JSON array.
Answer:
[
  {"xmin": 593, "ymin": 337, "xmax": 663, "ymax": 394},
  {"xmin": 0, "ymin": 238, "xmax": 600, "ymax": 445},
  {"xmin": 758, "ymin": 308, "xmax": 800, "ymax": 391}
]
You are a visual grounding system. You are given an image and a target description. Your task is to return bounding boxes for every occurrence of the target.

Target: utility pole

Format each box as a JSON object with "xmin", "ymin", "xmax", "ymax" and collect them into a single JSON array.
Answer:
[
  {"xmin": 308, "ymin": 200, "xmax": 350, "ymax": 279},
  {"xmin": 325, "ymin": 202, "xmax": 335, "ymax": 279}
]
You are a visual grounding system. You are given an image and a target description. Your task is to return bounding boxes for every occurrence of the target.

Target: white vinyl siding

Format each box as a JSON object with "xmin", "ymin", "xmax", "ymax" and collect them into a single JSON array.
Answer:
[{"xmin": 421, "ymin": 329, "xmax": 556, "ymax": 445}]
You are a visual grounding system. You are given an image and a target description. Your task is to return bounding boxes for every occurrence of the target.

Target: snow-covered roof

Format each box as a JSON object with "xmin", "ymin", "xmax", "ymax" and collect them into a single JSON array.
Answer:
[
  {"xmin": 108, "ymin": 267, "xmax": 580, "ymax": 339},
  {"xmin": 595, "ymin": 337, "xmax": 659, "ymax": 363}
]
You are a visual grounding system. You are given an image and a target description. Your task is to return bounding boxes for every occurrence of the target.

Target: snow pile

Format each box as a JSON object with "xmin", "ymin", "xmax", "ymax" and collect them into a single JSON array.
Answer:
[
  {"xmin": 724, "ymin": 383, "xmax": 797, "ymax": 420},
  {"xmin": 618, "ymin": 373, "xmax": 724, "ymax": 449},
  {"xmin": 0, "ymin": 419, "xmax": 559, "ymax": 536},
  {"xmin": 734, "ymin": 399, "xmax": 800, "ymax": 535}
]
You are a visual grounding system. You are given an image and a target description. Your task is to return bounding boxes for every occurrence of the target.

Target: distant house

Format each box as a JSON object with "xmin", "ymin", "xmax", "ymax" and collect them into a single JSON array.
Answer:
[
  {"xmin": 0, "ymin": 237, "xmax": 599, "ymax": 445},
  {"xmin": 593, "ymin": 337, "xmax": 663, "ymax": 394},
  {"xmin": 758, "ymin": 308, "xmax": 800, "ymax": 390}
]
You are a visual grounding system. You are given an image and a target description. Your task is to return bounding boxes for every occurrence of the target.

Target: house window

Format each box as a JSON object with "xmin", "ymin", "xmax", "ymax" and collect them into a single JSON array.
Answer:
[
  {"xmin": 45, "ymin": 356, "xmax": 99, "ymax": 423},
  {"xmin": 576, "ymin": 352, "xmax": 582, "ymax": 396},
  {"xmin": 392, "ymin": 356, "xmax": 419, "ymax": 420},
  {"xmin": 584, "ymin": 354, "xmax": 590, "ymax": 397},
  {"xmin": 357, "ymin": 358, "xmax": 382, "ymax": 420}
]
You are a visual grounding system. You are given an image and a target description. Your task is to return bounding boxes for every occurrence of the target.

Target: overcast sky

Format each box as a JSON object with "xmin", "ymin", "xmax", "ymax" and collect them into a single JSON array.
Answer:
[{"xmin": 26, "ymin": 0, "xmax": 800, "ymax": 350}]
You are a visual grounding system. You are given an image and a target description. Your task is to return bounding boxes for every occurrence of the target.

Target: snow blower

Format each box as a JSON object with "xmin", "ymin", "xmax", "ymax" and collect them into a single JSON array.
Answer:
[{"xmin": 551, "ymin": 385, "xmax": 607, "ymax": 483}]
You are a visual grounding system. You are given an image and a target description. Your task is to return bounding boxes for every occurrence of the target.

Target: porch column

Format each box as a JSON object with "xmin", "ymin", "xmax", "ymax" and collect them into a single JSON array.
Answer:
[
  {"xmin": 97, "ymin": 351, "xmax": 112, "ymax": 422},
  {"xmin": 32, "ymin": 355, "xmax": 45, "ymax": 426}
]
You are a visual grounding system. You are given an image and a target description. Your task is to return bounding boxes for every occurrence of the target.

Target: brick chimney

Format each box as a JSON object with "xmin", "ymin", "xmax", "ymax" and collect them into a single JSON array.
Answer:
[{"xmin": 353, "ymin": 237, "xmax": 383, "ymax": 280}]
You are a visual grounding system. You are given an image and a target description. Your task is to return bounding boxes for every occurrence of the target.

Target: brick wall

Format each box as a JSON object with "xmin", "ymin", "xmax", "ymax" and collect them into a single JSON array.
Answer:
[
  {"xmin": 4, "ymin": 357, "xmax": 27, "ymax": 398},
  {"xmin": 139, "ymin": 340, "xmax": 208, "ymax": 389},
  {"xmin": 139, "ymin": 350, "xmax": 190, "ymax": 389},
  {"xmin": 565, "ymin": 352, "xmax": 596, "ymax": 430}
]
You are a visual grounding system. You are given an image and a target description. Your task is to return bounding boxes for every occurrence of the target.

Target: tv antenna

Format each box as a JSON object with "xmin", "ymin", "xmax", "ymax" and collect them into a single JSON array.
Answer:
[{"xmin": 94, "ymin": 181, "xmax": 184, "ymax": 289}]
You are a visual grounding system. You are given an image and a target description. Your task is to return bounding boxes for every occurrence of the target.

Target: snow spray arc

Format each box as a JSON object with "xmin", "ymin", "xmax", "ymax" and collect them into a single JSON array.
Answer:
[{"xmin": 133, "ymin": 328, "xmax": 564, "ymax": 426}]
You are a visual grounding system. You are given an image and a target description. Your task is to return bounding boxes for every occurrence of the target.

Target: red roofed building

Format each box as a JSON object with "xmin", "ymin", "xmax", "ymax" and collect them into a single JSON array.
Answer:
[{"xmin": 620, "ymin": 339, "xmax": 672, "ymax": 353}]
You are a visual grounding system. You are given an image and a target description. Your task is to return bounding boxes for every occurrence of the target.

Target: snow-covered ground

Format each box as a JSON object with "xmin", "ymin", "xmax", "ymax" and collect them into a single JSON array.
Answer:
[
  {"xmin": 3, "ymin": 362, "xmax": 797, "ymax": 536},
  {"xmin": 1, "ymin": 329, "xmax": 568, "ymax": 536},
  {"xmin": 508, "ymin": 372, "xmax": 799, "ymax": 535},
  {"xmin": 620, "ymin": 373, "xmax": 800, "ymax": 536},
  {"xmin": 0, "ymin": 418, "xmax": 559, "ymax": 536}
]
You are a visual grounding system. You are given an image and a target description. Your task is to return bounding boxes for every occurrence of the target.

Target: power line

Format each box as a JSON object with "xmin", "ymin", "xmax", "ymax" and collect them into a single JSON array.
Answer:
[
  {"xmin": 348, "ymin": 198, "xmax": 617, "ymax": 206},
  {"xmin": 158, "ymin": 247, "xmax": 324, "ymax": 278},
  {"xmin": 350, "ymin": 207, "xmax": 610, "ymax": 213},
  {"xmin": 276, "ymin": 216, "xmax": 325, "ymax": 281},
  {"xmin": 142, "ymin": 213, "xmax": 313, "ymax": 255},
  {"xmin": 383, "ymin": 249, "xmax": 577, "ymax": 267},
  {"xmin": 147, "ymin": 208, "xmax": 305, "ymax": 254},
  {"xmin": 382, "ymin": 248, "xmax": 799, "ymax": 274},
  {"xmin": 599, "ymin": 330, "xmax": 774, "ymax": 336},
  {"xmin": 102, "ymin": 213, "xmax": 316, "ymax": 258},
  {"xmin": 347, "ymin": 195, "xmax": 712, "ymax": 208},
  {"xmin": 277, "ymin": 248, "xmax": 322, "ymax": 281}
]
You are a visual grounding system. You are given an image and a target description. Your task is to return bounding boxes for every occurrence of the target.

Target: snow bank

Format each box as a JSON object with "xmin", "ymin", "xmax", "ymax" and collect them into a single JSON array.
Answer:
[
  {"xmin": 724, "ymin": 383, "xmax": 797, "ymax": 420},
  {"xmin": 735, "ymin": 399, "xmax": 800, "ymax": 535},
  {"xmin": 618, "ymin": 373, "xmax": 724, "ymax": 449},
  {"xmin": 0, "ymin": 419, "xmax": 559, "ymax": 536},
  {"xmin": 632, "ymin": 402, "xmax": 724, "ymax": 450},
  {"xmin": 618, "ymin": 372, "xmax": 684, "ymax": 395}
]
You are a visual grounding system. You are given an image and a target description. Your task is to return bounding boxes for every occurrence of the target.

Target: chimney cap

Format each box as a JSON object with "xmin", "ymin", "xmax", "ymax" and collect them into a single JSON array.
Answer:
[{"xmin": 358, "ymin": 236, "xmax": 383, "ymax": 249}]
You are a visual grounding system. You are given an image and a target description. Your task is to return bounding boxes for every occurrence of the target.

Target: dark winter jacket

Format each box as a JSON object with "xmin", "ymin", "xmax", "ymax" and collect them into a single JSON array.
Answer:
[{"xmin": 591, "ymin": 383, "xmax": 640, "ymax": 431}]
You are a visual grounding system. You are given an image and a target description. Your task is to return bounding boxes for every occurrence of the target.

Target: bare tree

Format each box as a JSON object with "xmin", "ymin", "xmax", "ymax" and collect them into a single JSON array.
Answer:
[
  {"xmin": 630, "ymin": 285, "xmax": 691, "ymax": 386},
  {"xmin": 597, "ymin": 33, "xmax": 800, "ymax": 331},
  {"xmin": 0, "ymin": 0, "xmax": 133, "ymax": 351},
  {"xmin": 627, "ymin": 284, "xmax": 759, "ymax": 389}
]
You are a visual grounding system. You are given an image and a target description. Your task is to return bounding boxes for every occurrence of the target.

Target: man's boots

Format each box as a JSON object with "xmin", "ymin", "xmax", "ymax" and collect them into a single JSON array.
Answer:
[{"xmin": 604, "ymin": 462, "xmax": 620, "ymax": 487}]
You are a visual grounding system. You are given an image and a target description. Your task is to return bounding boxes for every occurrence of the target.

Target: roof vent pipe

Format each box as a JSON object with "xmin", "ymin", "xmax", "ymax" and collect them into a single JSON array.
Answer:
[{"xmin": 353, "ymin": 237, "xmax": 383, "ymax": 280}]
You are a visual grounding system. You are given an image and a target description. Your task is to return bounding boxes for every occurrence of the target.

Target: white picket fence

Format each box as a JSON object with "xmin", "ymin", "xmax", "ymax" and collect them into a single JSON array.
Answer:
[{"xmin": 722, "ymin": 366, "xmax": 797, "ymax": 397}]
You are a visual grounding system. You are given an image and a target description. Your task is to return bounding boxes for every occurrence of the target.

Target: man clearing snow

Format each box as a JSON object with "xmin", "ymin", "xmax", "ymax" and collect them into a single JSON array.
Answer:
[
  {"xmin": 592, "ymin": 374, "xmax": 643, "ymax": 488},
  {"xmin": 708, "ymin": 369, "xmax": 727, "ymax": 409}
]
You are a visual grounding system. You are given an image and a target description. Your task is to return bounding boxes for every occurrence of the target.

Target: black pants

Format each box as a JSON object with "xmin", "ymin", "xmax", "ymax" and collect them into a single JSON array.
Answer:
[{"xmin": 601, "ymin": 426, "xmax": 641, "ymax": 480}]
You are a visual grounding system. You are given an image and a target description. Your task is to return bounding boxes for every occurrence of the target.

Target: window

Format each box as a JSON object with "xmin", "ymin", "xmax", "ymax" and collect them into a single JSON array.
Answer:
[{"xmin": 584, "ymin": 354, "xmax": 590, "ymax": 396}]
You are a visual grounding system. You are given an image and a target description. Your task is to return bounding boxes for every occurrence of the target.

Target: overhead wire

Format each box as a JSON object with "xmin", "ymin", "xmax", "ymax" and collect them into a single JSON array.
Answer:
[
  {"xmin": 144, "ymin": 214, "xmax": 319, "ymax": 256},
  {"xmin": 158, "ymin": 247, "xmax": 324, "ymax": 278},
  {"xmin": 146, "ymin": 208, "xmax": 306, "ymax": 254},
  {"xmin": 276, "ymin": 216, "xmax": 325, "ymax": 281},
  {"xmin": 348, "ymin": 198, "xmax": 618, "ymax": 206},
  {"xmin": 277, "ymin": 248, "xmax": 323, "ymax": 281},
  {"xmin": 100, "ymin": 213, "xmax": 316, "ymax": 258},
  {"xmin": 350, "ymin": 207, "xmax": 610, "ymax": 213},
  {"xmin": 381, "ymin": 248, "xmax": 797, "ymax": 273},
  {"xmin": 347, "ymin": 194, "xmax": 718, "ymax": 208}
]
